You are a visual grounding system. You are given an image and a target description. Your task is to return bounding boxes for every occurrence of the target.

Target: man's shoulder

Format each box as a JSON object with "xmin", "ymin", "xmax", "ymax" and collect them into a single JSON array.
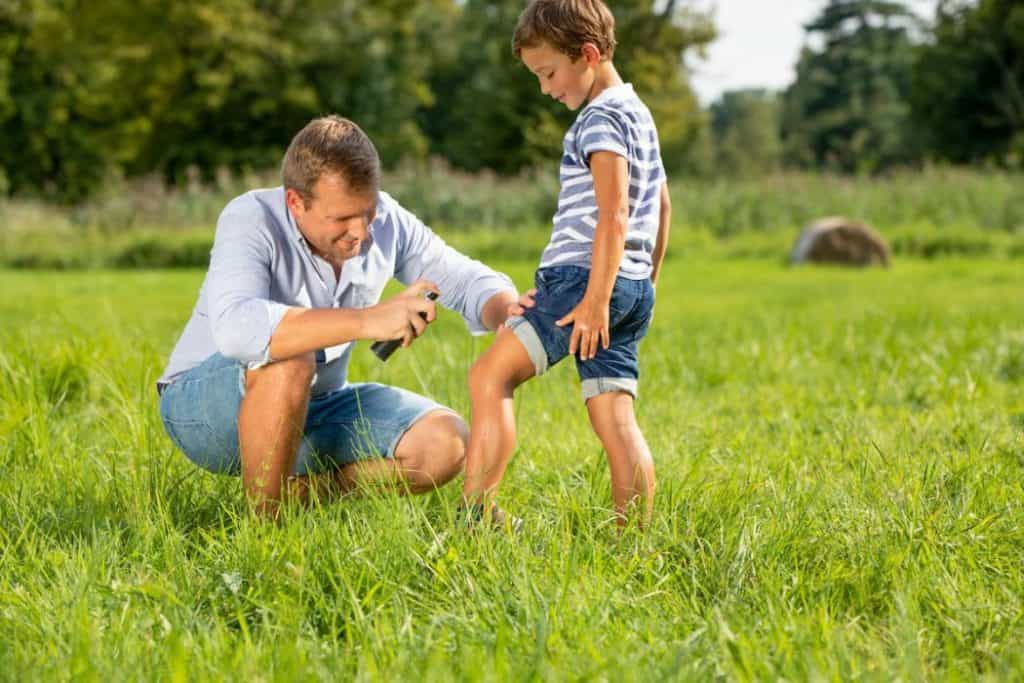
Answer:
[{"xmin": 217, "ymin": 187, "xmax": 289, "ymax": 237}]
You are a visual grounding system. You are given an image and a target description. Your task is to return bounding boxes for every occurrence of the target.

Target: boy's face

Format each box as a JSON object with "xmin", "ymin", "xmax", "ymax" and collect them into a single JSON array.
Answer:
[{"xmin": 520, "ymin": 41, "xmax": 599, "ymax": 111}]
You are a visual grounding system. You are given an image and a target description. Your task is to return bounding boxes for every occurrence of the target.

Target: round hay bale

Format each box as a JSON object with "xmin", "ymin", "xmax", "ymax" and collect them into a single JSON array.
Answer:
[{"xmin": 790, "ymin": 217, "xmax": 890, "ymax": 267}]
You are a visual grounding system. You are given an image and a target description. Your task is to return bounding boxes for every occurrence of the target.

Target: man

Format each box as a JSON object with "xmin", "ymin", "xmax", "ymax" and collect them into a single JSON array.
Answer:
[{"xmin": 157, "ymin": 115, "xmax": 529, "ymax": 517}]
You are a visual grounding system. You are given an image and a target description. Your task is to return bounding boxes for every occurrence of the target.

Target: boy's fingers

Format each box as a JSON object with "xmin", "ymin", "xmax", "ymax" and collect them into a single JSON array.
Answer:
[
  {"xmin": 602, "ymin": 327, "xmax": 610, "ymax": 350},
  {"xmin": 556, "ymin": 311, "xmax": 573, "ymax": 327}
]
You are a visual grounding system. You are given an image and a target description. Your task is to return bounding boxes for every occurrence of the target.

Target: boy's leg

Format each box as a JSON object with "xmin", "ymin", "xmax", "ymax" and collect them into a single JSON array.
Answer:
[
  {"xmin": 462, "ymin": 328, "xmax": 537, "ymax": 508},
  {"xmin": 586, "ymin": 391, "xmax": 655, "ymax": 526}
]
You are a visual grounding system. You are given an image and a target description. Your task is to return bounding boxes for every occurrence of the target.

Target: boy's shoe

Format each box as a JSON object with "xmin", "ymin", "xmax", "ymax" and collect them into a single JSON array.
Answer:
[{"xmin": 459, "ymin": 502, "xmax": 523, "ymax": 534}]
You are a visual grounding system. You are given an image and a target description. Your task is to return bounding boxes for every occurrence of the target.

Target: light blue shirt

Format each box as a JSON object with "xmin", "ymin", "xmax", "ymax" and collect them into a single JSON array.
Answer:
[
  {"xmin": 540, "ymin": 83, "xmax": 666, "ymax": 279},
  {"xmin": 160, "ymin": 187, "xmax": 514, "ymax": 396}
]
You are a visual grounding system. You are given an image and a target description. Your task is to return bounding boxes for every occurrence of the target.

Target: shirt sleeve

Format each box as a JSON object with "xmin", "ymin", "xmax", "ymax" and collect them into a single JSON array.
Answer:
[
  {"xmin": 577, "ymin": 110, "xmax": 629, "ymax": 164},
  {"xmin": 206, "ymin": 202, "xmax": 291, "ymax": 365},
  {"xmin": 390, "ymin": 200, "xmax": 515, "ymax": 336}
]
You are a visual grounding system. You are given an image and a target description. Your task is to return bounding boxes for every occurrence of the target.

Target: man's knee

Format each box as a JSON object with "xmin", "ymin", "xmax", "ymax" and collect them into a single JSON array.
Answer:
[
  {"xmin": 395, "ymin": 410, "xmax": 467, "ymax": 491},
  {"xmin": 245, "ymin": 352, "xmax": 316, "ymax": 397}
]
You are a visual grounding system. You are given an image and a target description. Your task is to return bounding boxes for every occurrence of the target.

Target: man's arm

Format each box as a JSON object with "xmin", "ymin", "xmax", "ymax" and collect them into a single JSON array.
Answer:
[
  {"xmin": 390, "ymin": 197, "xmax": 519, "ymax": 334},
  {"xmin": 555, "ymin": 150, "xmax": 630, "ymax": 360},
  {"xmin": 650, "ymin": 182, "xmax": 671, "ymax": 286},
  {"xmin": 267, "ymin": 282, "xmax": 439, "ymax": 360}
]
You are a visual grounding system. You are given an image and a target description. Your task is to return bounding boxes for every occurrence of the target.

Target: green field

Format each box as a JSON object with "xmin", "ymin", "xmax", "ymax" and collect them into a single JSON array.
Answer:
[{"xmin": 1, "ymin": 257, "xmax": 1023, "ymax": 680}]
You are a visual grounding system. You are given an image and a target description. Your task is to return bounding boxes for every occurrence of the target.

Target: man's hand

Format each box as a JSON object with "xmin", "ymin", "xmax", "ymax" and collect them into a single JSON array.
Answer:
[
  {"xmin": 556, "ymin": 295, "xmax": 610, "ymax": 361},
  {"xmin": 361, "ymin": 280, "xmax": 439, "ymax": 347},
  {"xmin": 505, "ymin": 288, "xmax": 537, "ymax": 321}
]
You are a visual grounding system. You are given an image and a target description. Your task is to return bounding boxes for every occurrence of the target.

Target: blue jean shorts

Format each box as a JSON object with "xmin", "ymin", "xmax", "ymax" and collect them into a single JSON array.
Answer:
[
  {"xmin": 158, "ymin": 353, "xmax": 443, "ymax": 476},
  {"xmin": 506, "ymin": 265, "xmax": 654, "ymax": 401}
]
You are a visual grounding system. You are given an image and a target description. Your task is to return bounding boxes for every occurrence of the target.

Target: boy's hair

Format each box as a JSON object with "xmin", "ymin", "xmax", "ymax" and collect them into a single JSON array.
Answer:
[
  {"xmin": 281, "ymin": 115, "xmax": 380, "ymax": 205},
  {"xmin": 512, "ymin": 0, "xmax": 617, "ymax": 61}
]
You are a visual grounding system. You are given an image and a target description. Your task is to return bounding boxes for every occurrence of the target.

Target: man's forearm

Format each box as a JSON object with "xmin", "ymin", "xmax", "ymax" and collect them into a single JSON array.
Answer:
[
  {"xmin": 479, "ymin": 289, "xmax": 520, "ymax": 331},
  {"xmin": 267, "ymin": 307, "xmax": 365, "ymax": 361}
]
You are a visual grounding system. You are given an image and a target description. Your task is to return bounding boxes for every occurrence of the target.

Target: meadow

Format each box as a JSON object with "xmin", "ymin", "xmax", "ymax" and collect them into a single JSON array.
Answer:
[{"xmin": 1, "ymin": 249, "xmax": 1022, "ymax": 679}]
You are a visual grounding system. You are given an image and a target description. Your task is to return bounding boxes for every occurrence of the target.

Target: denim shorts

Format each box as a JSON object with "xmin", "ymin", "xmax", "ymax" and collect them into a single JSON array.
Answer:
[
  {"xmin": 158, "ymin": 353, "xmax": 443, "ymax": 476},
  {"xmin": 506, "ymin": 265, "xmax": 654, "ymax": 401}
]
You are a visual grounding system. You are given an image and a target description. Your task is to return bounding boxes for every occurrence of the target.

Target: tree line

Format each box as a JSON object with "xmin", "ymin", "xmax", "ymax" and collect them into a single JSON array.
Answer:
[{"xmin": 0, "ymin": 0, "xmax": 1020, "ymax": 202}]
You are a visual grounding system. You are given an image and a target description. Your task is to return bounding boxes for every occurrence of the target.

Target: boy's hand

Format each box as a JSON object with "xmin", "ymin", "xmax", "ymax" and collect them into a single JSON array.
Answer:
[{"xmin": 556, "ymin": 296, "xmax": 610, "ymax": 361}]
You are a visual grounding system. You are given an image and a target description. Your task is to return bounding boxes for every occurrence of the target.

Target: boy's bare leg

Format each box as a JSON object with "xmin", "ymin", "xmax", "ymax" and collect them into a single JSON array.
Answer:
[
  {"xmin": 239, "ymin": 353, "xmax": 316, "ymax": 518},
  {"xmin": 586, "ymin": 391, "xmax": 655, "ymax": 526},
  {"xmin": 462, "ymin": 328, "xmax": 537, "ymax": 509}
]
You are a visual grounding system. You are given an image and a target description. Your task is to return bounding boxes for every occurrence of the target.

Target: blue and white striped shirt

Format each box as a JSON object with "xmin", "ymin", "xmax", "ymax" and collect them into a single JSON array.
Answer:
[{"xmin": 539, "ymin": 84, "xmax": 666, "ymax": 280}]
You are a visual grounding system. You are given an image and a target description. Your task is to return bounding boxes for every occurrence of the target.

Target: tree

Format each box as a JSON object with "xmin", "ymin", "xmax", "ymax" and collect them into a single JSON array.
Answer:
[
  {"xmin": 420, "ymin": 0, "xmax": 715, "ymax": 174},
  {"xmin": 911, "ymin": 0, "xmax": 1024, "ymax": 166},
  {"xmin": 782, "ymin": 0, "xmax": 920, "ymax": 173},
  {"xmin": 710, "ymin": 89, "xmax": 783, "ymax": 176}
]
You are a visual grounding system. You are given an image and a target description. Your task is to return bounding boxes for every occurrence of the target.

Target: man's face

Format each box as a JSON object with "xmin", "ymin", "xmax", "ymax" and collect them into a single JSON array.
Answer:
[
  {"xmin": 286, "ymin": 173, "xmax": 377, "ymax": 266},
  {"xmin": 520, "ymin": 42, "xmax": 596, "ymax": 111}
]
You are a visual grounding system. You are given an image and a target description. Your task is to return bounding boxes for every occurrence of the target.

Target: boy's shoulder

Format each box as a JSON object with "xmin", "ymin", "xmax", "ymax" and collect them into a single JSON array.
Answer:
[{"xmin": 577, "ymin": 85, "xmax": 652, "ymax": 128}]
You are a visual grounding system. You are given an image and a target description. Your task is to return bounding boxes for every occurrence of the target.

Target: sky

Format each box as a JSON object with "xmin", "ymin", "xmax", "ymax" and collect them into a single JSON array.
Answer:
[{"xmin": 688, "ymin": 0, "xmax": 939, "ymax": 105}]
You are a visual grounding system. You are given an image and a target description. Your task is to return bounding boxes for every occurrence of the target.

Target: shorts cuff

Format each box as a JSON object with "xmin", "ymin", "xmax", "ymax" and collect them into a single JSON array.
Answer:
[
  {"xmin": 384, "ymin": 404, "xmax": 449, "ymax": 459},
  {"xmin": 507, "ymin": 316, "xmax": 549, "ymax": 375},
  {"xmin": 582, "ymin": 377, "xmax": 638, "ymax": 402}
]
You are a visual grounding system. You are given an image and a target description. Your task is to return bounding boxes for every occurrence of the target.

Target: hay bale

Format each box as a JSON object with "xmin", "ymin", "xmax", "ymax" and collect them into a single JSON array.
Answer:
[{"xmin": 790, "ymin": 217, "xmax": 890, "ymax": 267}]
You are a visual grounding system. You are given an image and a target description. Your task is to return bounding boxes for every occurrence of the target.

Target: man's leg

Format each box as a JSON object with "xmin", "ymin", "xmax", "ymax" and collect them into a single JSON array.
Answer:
[
  {"xmin": 238, "ymin": 353, "xmax": 316, "ymax": 517},
  {"xmin": 329, "ymin": 409, "xmax": 469, "ymax": 495},
  {"xmin": 585, "ymin": 391, "xmax": 655, "ymax": 527}
]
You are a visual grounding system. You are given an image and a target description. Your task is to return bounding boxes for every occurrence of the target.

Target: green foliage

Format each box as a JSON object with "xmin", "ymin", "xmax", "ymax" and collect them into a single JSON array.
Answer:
[
  {"xmin": 2, "ymin": 169, "xmax": 1021, "ymax": 268},
  {"xmin": 911, "ymin": 0, "xmax": 1024, "ymax": 166},
  {"xmin": 782, "ymin": 0, "xmax": 920, "ymax": 172},
  {"xmin": 2, "ymin": 260, "xmax": 1024, "ymax": 678},
  {"xmin": 710, "ymin": 89, "xmax": 783, "ymax": 176},
  {"xmin": 0, "ymin": 0, "xmax": 713, "ymax": 202}
]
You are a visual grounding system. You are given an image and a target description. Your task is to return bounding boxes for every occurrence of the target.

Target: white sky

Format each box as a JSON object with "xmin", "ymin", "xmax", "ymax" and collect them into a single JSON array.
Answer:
[{"xmin": 688, "ymin": 0, "xmax": 938, "ymax": 104}]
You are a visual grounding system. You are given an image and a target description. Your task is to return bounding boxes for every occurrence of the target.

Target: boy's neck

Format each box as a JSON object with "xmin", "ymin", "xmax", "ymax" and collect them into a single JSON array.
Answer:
[{"xmin": 586, "ymin": 61, "xmax": 624, "ymax": 104}]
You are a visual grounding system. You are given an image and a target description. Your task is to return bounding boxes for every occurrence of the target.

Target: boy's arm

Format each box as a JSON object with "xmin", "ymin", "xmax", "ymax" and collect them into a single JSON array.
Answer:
[
  {"xmin": 556, "ymin": 150, "xmax": 630, "ymax": 361},
  {"xmin": 650, "ymin": 182, "xmax": 671, "ymax": 286}
]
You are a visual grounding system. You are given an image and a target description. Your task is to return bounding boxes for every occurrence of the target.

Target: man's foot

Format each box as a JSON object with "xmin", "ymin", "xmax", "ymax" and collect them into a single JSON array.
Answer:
[{"xmin": 459, "ymin": 501, "xmax": 523, "ymax": 533}]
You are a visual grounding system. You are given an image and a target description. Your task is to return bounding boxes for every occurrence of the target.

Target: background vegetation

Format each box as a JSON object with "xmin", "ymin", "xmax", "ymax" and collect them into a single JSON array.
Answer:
[{"xmin": 1, "ymin": 0, "xmax": 1021, "ymax": 204}]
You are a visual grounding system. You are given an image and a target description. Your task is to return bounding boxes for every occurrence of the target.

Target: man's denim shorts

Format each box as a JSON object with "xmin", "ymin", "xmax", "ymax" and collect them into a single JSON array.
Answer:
[
  {"xmin": 506, "ymin": 264, "xmax": 654, "ymax": 401},
  {"xmin": 158, "ymin": 353, "xmax": 443, "ymax": 476}
]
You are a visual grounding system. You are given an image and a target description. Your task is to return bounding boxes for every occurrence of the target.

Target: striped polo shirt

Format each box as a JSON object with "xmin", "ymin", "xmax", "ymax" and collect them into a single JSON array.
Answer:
[{"xmin": 538, "ymin": 83, "xmax": 666, "ymax": 280}]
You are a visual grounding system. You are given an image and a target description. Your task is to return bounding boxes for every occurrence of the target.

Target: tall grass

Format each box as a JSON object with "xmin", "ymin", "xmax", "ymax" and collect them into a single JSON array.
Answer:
[
  {"xmin": 1, "ymin": 167, "xmax": 1021, "ymax": 268},
  {"xmin": 1, "ymin": 258, "xmax": 1023, "ymax": 679}
]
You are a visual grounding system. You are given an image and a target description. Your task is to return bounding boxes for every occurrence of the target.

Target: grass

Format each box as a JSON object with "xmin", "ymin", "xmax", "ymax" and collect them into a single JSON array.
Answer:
[
  {"xmin": 1, "ymin": 256, "xmax": 1022, "ymax": 680},
  {"xmin": 2, "ymin": 168, "xmax": 1022, "ymax": 269}
]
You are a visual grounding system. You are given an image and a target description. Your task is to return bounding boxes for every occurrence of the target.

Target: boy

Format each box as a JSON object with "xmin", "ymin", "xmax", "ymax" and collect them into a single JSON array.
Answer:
[{"xmin": 461, "ymin": 0, "xmax": 672, "ymax": 527}]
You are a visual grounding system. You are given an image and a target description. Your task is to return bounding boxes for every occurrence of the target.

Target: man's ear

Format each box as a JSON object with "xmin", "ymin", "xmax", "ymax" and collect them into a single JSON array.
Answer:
[
  {"xmin": 285, "ymin": 188, "xmax": 305, "ymax": 215},
  {"xmin": 581, "ymin": 42, "xmax": 601, "ymax": 67}
]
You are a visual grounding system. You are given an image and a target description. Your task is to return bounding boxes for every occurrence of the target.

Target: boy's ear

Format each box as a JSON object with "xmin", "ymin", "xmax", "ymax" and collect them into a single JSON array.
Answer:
[{"xmin": 581, "ymin": 42, "xmax": 601, "ymax": 66}]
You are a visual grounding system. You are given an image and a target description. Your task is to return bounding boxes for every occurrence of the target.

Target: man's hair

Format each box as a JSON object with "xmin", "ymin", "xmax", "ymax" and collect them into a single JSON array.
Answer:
[
  {"xmin": 281, "ymin": 115, "xmax": 380, "ymax": 204},
  {"xmin": 512, "ymin": 0, "xmax": 617, "ymax": 61}
]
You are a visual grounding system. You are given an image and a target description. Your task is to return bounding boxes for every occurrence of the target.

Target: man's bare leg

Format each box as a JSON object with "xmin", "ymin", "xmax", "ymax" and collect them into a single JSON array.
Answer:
[
  {"xmin": 238, "ymin": 353, "xmax": 315, "ymax": 518},
  {"xmin": 462, "ymin": 329, "xmax": 536, "ymax": 509},
  {"xmin": 586, "ymin": 391, "xmax": 655, "ymax": 527},
  {"xmin": 333, "ymin": 409, "xmax": 468, "ymax": 494}
]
